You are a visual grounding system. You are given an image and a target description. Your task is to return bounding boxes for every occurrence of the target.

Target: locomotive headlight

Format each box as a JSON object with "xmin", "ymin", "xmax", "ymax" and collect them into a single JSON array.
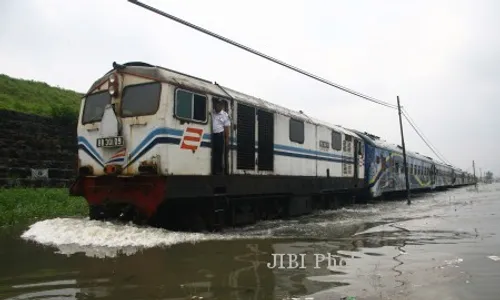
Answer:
[{"xmin": 108, "ymin": 73, "xmax": 119, "ymax": 97}]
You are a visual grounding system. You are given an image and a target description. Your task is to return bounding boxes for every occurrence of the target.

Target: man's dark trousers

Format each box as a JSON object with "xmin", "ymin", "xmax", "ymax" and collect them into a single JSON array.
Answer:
[{"xmin": 212, "ymin": 132, "xmax": 224, "ymax": 175}]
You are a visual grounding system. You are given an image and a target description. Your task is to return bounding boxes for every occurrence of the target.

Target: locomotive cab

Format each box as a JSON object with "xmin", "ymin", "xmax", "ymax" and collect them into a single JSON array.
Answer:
[
  {"xmin": 78, "ymin": 70, "xmax": 163, "ymax": 177},
  {"xmin": 71, "ymin": 63, "xmax": 168, "ymax": 222}
]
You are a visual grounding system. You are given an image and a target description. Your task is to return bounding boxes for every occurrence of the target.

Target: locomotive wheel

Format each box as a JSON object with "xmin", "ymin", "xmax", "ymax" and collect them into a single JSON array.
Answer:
[
  {"xmin": 89, "ymin": 205, "xmax": 106, "ymax": 220},
  {"xmin": 192, "ymin": 213, "xmax": 208, "ymax": 232}
]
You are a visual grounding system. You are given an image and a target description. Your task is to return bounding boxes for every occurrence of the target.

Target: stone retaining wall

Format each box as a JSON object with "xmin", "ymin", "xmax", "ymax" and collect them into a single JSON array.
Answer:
[{"xmin": 0, "ymin": 109, "xmax": 77, "ymax": 188}]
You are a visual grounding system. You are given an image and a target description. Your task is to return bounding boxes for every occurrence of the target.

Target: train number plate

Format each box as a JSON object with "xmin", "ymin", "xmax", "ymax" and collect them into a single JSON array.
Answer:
[{"xmin": 96, "ymin": 136, "xmax": 124, "ymax": 148}]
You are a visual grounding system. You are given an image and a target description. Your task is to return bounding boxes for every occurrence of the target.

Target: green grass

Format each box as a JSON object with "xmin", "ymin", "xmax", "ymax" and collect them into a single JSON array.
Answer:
[
  {"xmin": 0, "ymin": 74, "xmax": 82, "ymax": 118},
  {"xmin": 0, "ymin": 188, "xmax": 88, "ymax": 226}
]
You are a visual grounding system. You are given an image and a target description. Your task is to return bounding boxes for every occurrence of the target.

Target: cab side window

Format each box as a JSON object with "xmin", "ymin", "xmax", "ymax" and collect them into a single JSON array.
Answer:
[{"xmin": 175, "ymin": 88, "xmax": 207, "ymax": 123}]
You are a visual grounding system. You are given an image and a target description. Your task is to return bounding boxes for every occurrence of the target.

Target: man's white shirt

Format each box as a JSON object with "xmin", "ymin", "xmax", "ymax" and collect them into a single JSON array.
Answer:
[{"xmin": 212, "ymin": 110, "xmax": 231, "ymax": 134}]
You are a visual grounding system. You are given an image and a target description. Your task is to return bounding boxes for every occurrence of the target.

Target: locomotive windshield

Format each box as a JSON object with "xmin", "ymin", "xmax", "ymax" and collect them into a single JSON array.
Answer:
[
  {"xmin": 82, "ymin": 91, "xmax": 111, "ymax": 124},
  {"xmin": 121, "ymin": 82, "xmax": 161, "ymax": 117}
]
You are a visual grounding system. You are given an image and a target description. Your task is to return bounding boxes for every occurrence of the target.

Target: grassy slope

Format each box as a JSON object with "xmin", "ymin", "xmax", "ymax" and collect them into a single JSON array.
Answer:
[
  {"xmin": 0, "ymin": 74, "xmax": 82, "ymax": 117},
  {"xmin": 0, "ymin": 74, "xmax": 87, "ymax": 226},
  {"xmin": 0, "ymin": 188, "xmax": 87, "ymax": 226}
]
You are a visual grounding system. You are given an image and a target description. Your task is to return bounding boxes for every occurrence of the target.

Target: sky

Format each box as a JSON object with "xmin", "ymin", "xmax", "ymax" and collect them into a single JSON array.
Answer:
[{"xmin": 1, "ymin": 0, "xmax": 499, "ymax": 177}]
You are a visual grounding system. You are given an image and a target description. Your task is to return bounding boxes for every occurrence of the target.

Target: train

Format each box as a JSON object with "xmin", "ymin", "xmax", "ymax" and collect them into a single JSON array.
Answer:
[{"xmin": 69, "ymin": 61, "xmax": 476, "ymax": 231}]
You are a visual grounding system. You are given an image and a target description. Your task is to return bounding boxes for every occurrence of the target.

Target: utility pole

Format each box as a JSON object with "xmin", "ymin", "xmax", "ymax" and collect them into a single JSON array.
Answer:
[
  {"xmin": 473, "ymin": 160, "xmax": 477, "ymax": 190},
  {"xmin": 397, "ymin": 96, "xmax": 410, "ymax": 205}
]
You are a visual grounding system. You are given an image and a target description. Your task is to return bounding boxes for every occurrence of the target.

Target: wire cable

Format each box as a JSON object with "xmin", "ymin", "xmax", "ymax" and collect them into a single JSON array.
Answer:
[
  {"xmin": 127, "ymin": 0, "xmax": 398, "ymax": 109},
  {"xmin": 401, "ymin": 108, "xmax": 451, "ymax": 165},
  {"xmin": 401, "ymin": 110, "xmax": 451, "ymax": 165},
  {"xmin": 128, "ymin": 0, "xmax": 458, "ymax": 167}
]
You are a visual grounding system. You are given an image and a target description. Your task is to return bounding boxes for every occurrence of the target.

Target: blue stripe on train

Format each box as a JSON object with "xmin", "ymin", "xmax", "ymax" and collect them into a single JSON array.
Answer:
[
  {"xmin": 78, "ymin": 126, "xmax": 355, "ymax": 167},
  {"xmin": 126, "ymin": 127, "xmax": 348, "ymax": 161},
  {"xmin": 79, "ymin": 138, "xmax": 353, "ymax": 167},
  {"xmin": 77, "ymin": 136, "xmax": 104, "ymax": 164}
]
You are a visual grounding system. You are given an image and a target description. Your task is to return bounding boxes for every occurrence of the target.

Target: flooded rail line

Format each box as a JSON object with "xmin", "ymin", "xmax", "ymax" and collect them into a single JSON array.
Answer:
[{"xmin": 1, "ymin": 184, "xmax": 500, "ymax": 300}]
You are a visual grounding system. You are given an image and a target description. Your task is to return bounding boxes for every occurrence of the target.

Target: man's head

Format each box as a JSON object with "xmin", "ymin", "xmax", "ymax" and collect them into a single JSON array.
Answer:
[{"xmin": 214, "ymin": 100, "xmax": 224, "ymax": 113}]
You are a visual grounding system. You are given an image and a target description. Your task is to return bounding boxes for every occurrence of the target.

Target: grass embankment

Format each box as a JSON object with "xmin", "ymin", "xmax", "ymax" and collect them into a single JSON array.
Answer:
[
  {"xmin": 0, "ymin": 188, "xmax": 88, "ymax": 226},
  {"xmin": 0, "ymin": 74, "xmax": 86, "ymax": 226},
  {"xmin": 0, "ymin": 73, "xmax": 82, "ymax": 118}
]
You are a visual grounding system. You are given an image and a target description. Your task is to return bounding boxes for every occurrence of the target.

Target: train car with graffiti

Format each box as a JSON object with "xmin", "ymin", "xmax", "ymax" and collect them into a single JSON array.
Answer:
[
  {"xmin": 354, "ymin": 131, "xmax": 475, "ymax": 198},
  {"xmin": 354, "ymin": 131, "xmax": 434, "ymax": 198}
]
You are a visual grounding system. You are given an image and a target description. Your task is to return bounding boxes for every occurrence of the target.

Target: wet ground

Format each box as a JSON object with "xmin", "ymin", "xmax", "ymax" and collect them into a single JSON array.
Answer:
[{"xmin": 1, "ymin": 183, "xmax": 499, "ymax": 300}]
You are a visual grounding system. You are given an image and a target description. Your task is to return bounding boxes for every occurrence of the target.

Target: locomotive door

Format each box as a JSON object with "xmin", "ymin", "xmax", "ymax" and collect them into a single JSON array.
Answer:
[{"xmin": 211, "ymin": 97, "xmax": 233, "ymax": 175}]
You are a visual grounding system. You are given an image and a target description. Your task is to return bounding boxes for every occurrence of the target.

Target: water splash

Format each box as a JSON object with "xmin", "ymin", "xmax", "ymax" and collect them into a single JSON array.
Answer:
[{"xmin": 20, "ymin": 218, "xmax": 272, "ymax": 258}]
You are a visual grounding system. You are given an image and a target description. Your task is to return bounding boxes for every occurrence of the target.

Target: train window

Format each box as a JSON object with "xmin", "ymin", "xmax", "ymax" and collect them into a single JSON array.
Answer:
[
  {"xmin": 174, "ymin": 89, "xmax": 207, "ymax": 123},
  {"xmin": 289, "ymin": 119, "xmax": 304, "ymax": 144},
  {"xmin": 121, "ymin": 82, "xmax": 161, "ymax": 117},
  {"xmin": 82, "ymin": 91, "xmax": 111, "ymax": 124},
  {"xmin": 331, "ymin": 131, "xmax": 342, "ymax": 150}
]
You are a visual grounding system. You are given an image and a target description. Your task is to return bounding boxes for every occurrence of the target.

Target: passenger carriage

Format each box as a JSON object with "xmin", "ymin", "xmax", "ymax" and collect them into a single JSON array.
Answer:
[
  {"xmin": 352, "ymin": 131, "xmax": 475, "ymax": 198},
  {"xmin": 353, "ymin": 131, "xmax": 437, "ymax": 198}
]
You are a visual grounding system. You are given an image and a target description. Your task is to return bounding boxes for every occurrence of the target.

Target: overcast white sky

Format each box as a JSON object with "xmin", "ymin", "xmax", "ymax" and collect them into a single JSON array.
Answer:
[{"xmin": 1, "ymin": 0, "xmax": 498, "ymax": 176}]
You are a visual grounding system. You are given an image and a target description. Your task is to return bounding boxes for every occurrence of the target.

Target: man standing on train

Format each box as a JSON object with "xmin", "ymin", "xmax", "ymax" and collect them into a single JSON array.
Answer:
[{"xmin": 212, "ymin": 99, "xmax": 230, "ymax": 175}]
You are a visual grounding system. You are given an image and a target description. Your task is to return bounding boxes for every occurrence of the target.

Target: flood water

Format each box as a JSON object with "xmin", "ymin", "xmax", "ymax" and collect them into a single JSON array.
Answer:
[{"xmin": 1, "ymin": 183, "xmax": 500, "ymax": 300}]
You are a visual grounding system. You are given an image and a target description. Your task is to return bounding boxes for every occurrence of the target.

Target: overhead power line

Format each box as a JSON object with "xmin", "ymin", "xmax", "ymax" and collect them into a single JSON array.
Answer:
[
  {"xmin": 401, "ymin": 108, "xmax": 451, "ymax": 165},
  {"xmin": 401, "ymin": 109, "xmax": 451, "ymax": 165},
  {"xmin": 127, "ymin": 0, "xmax": 397, "ymax": 109},
  {"xmin": 127, "ymin": 0, "xmax": 456, "ymax": 168}
]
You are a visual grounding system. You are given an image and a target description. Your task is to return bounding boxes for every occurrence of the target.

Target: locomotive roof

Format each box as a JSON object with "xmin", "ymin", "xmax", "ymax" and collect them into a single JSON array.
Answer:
[{"xmin": 89, "ymin": 62, "xmax": 362, "ymax": 139}]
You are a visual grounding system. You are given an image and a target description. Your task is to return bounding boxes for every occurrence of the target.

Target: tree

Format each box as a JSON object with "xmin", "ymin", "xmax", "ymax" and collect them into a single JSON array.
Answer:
[{"xmin": 484, "ymin": 171, "xmax": 493, "ymax": 184}]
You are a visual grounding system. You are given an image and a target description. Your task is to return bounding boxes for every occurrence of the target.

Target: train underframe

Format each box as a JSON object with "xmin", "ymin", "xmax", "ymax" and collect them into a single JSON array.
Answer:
[
  {"xmin": 69, "ymin": 174, "xmax": 366, "ymax": 232},
  {"xmin": 69, "ymin": 175, "xmax": 474, "ymax": 232}
]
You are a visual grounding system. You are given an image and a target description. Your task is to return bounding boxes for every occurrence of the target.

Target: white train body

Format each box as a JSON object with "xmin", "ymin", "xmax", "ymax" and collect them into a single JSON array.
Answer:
[{"xmin": 77, "ymin": 63, "xmax": 364, "ymax": 183}]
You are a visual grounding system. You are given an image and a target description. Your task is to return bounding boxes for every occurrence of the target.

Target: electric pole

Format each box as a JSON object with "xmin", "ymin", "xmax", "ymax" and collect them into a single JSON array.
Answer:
[
  {"xmin": 397, "ymin": 96, "xmax": 410, "ymax": 205},
  {"xmin": 473, "ymin": 160, "xmax": 477, "ymax": 190}
]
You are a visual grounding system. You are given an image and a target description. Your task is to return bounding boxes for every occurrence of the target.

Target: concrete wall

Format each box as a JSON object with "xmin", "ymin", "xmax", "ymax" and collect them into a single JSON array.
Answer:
[{"xmin": 0, "ymin": 109, "xmax": 77, "ymax": 188}]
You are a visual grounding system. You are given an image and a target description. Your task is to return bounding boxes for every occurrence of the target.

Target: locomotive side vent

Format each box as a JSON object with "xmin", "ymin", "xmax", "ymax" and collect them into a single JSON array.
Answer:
[
  {"xmin": 257, "ymin": 109, "xmax": 274, "ymax": 171},
  {"xmin": 236, "ymin": 103, "xmax": 256, "ymax": 170}
]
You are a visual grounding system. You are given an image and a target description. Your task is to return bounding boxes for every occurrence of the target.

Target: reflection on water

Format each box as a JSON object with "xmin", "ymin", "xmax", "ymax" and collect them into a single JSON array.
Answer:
[{"xmin": 0, "ymin": 184, "xmax": 499, "ymax": 299}]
